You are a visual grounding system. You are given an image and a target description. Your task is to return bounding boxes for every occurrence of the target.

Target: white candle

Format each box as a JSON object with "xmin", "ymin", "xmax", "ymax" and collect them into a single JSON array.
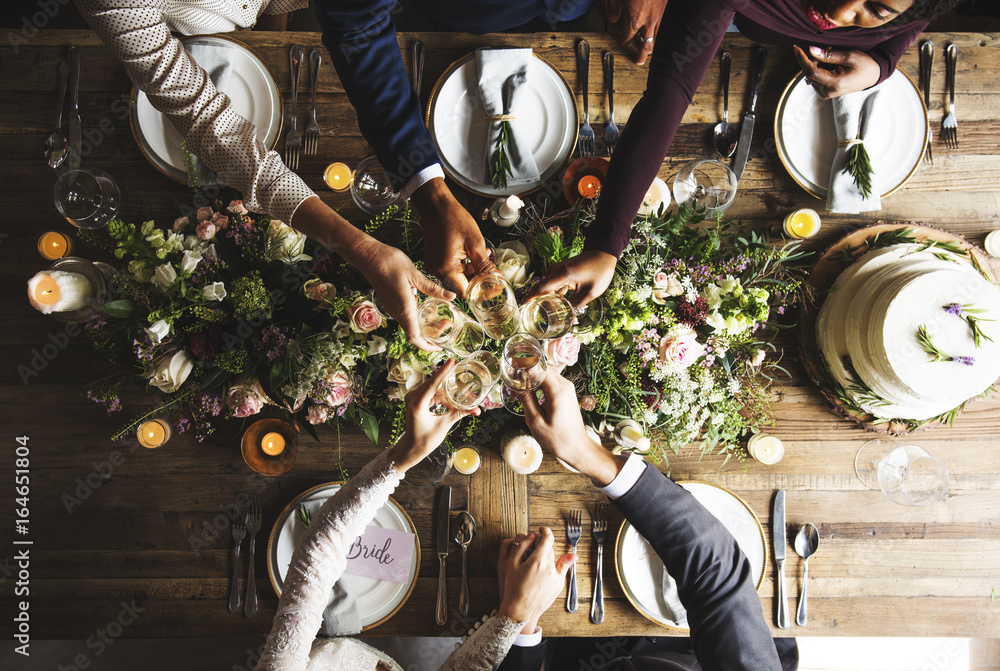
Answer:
[
  {"xmin": 637, "ymin": 177, "xmax": 671, "ymax": 217},
  {"xmin": 783, "ymin": 209, "xmax": 821, "ymax": 239},
  {"xmin": 27, "ymin": 270, "xmax": 92, "ymax": 314},
  {"xmin": 747, "ymin": 433, "xmax": 785, "ymax": 465},
  {"xmin": 453, "ymin": 446, "xmax": 482, "ymax": 475},
  {"xmin": 502, "ymin": 435, "xmax": 543, "ymax": 475},
  {"xmin": 985, "ymin": 230, "xmax": 1000, "ymax": 259},
  {"xmin": 494, "ymin": 195, "xmax": 523, "ymax": 227}
]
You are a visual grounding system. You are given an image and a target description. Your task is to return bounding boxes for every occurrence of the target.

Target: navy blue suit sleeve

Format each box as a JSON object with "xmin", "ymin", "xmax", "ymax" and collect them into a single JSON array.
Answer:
[
  {"xmin": 498, "ymin": 641, "xmax": 547, "ymax": 670},
  {"xmin": 612, "ymin": 464, "xmax": 782, "ymax": 671},
  {"xmin": 312, "ymin": 0, "xmax": 441, "ymax": 190}
]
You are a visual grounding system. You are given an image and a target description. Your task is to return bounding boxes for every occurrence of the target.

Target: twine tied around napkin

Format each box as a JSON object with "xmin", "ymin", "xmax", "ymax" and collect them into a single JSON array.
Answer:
[
  {"xmin": 826, "ymin": 88, "xmax": 882, "ymax": 214},
  {"xmin": 475, "ymin": 48, "xmax": 540, "ymax": 190}
]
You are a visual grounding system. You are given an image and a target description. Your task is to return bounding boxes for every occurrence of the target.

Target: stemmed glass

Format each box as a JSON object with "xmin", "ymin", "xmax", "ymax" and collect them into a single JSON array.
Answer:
[
  {"xmin": 672, "ymin": 157, "xmax": 737, "ymax": 215},
  {"xmin": 855, "ymin": 439, "xmax": 950, "ymax": 506},
  {"xmin": 431, "ymin": 350, "xmax": 501, "ymax": 414},
  {"xmin": 54, "ymin": 168, "xmax": 120, "ymax": 229},
  {"xmin": 572, "ymin": 297, "xmax": 605, "ymax": 335},
  {"xmin": 500, "ymin": 334, "xmax": 547, "ymax": 415},
  {"xmin": 519, "ymin": 293, "xmax": 575, "ymax": 340},
  {"xmin": 418, "ymin": 298, "xmax": 486, "ymax": 357},
  {"xmin": 467, "ymin": 272, "xmax": 520, "ymax": 340},
  {"xmin": 350, "ymin": 156, "xmax": 399, "ymax": 215}
]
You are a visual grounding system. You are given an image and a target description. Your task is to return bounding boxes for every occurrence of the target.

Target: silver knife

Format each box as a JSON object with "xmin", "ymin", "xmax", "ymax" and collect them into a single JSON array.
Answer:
[
  {"xmin": 731, "ymin": 46, "xmax": 768, "ymax": 181},
  {"xmin": 919, "ymin": 41, "xmax": 933, "ymax": 165},
  {"xmin": 772, "ymin": 490, "xmax": 789, "ymax": 629},
  {"xmin": 67, "ymin": 46, "xmax": 82, "ymax": 170},
  {"xmin": 435, "ymin": 485, "xmax": 451, "ymax": 626}
]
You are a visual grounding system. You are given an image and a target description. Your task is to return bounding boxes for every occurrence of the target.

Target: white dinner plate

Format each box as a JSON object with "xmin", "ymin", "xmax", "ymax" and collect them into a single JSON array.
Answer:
[
  {"xmin": 427, "ymin": 53, "xmax": 577, "ymax": 197},
  {"xmin": 775, "ymin": 69, "xmax": 927, "ymax": 200},
  {"xmin": 615, "ymin": 481, "xmax": 767, "ymax": 630},
  {"xmin": 129, "ymin": 35, "xmax": 282, "ymax": 184},
  {"xmin": 266, "ymin": 482, "xmax": 420, "ymax": 630}
]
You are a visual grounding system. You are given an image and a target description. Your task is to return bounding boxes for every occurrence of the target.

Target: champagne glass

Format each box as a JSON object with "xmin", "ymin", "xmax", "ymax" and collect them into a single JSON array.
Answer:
[
  {"xmin": 500, "ymin": 334, "xmax": 547, "ymax": 415},
  {"xmin": 467, "ymin": 272, "xmax": 520, "ymax": 340},
  {"xmin": 432, "ymin": 351, "xmax": 501, "ymax": 414},
  {"xmin": 54, "ymin": 168, "xmax": 120, "ymax": 229},
  {"xmin": 418, "ymin": 298, "xmax": 486, "ymax": 357},
  {"xmin": 855, "ymin": 440, "xmax": 949, "ymax": 506},
  {"xmin": 572, "ymin": 296, "xmax": 605, "ymax": 335},
  {"xmin": 519, "ymin": 293, "xmax": 574, "ymax": 340},
  {"xmin": 403, "ymin": 446, "xmax": 453, "ymax": 487},
  {"xmin": 350, "ymin": 156, "xmax": 399, "ymax": 215},
  {"xmin": 672, "ymin": 157, "xmax": 737, "ymax": 215}
]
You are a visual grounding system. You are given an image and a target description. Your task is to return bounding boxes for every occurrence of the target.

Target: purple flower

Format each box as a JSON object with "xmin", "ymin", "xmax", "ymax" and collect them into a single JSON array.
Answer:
[
  {"xmin": 952, "ymin": 356, "xmax": 975, "ymax": 367},
  {"xmin": 944, "ymin": 303, "xmax": 964, "ymax": 316}
]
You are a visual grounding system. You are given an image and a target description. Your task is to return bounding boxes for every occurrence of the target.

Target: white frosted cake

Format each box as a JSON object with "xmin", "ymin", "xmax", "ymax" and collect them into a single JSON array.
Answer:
[{"xmin": 816, "ymin": 243, "xmax": 1000, "ymax": 422}]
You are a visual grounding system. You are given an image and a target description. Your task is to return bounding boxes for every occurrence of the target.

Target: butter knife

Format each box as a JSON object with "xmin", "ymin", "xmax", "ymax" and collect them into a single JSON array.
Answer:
[
  {"xmin": 772, "ymin": 490, "xmax": 789, "ymax": 629},
  {"xmin": 435, "ymin": 485, "xmax": 451, "ymax": 626},
  {"xmin": 919, "ymin": 41, "xmax": 934, "ymax": 165},
  {"xmin": 67, "ymin": 46, "xmax": 81, "ymax": 170},
  {"xmin": 731, "ymin": 46, "xmax": 768, "ymax": 181}
]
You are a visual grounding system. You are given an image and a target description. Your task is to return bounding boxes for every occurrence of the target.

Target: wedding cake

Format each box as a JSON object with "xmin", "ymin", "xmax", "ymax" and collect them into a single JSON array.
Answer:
[{"xmin": 816, "ymin": 243, "xmax": 1000, "ymax": 422}]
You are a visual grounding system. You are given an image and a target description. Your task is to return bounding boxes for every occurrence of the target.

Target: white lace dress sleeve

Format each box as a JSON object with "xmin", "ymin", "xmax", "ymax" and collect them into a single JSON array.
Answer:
[{"xmin": 438, "ymin": 613, "xmax": 525, "ymax": 671}]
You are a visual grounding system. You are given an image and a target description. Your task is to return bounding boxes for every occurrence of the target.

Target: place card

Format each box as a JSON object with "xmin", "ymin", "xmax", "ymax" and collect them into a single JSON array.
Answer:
[{"xmin": 343, "ymin": 525, "xmax": 414, "ymax": 584}]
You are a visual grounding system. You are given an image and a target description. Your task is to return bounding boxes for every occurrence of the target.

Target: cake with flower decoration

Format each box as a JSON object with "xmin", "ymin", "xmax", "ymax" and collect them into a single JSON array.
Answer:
[{"xmin": 816, "ymin": 243, "xmax": 1000, "ymax": 422}]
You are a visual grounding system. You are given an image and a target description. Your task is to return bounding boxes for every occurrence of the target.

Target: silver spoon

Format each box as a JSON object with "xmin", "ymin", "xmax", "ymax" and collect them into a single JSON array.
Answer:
[
  {"xmin": 794, "ymin": 523, "xmax": 820, "ymax": 626},
  {"xmin": 713, "ymin": 52, "xmax": 738, "ymax": 158},
  {"xmin": 451, "ymin": 511, "xmax": 476, "ymax": 616},
  {"xmin": 45, "ymin": 61, "xmax": 69, "ymax": 169}
]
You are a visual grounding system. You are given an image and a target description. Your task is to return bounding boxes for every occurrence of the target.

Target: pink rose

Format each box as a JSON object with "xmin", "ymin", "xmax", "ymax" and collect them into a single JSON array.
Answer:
[
  {"xmin": 658, "ymin": 331, "xmax": 706, "ymax": 369},
  {"xmin": 304, "ymin": 279, "xmax": 336, "ymax": 302},
  {"xmin": 349, "ymin": 299, "xmax": 384, "ymax": 334},
  {"xmin": 307, "ymin": 405, "xmax": 329, "ymax": 425},
  {"xmin": 172, "ymin": 216, "xmax": 189, "ymax": 232},
  {"xmin": 196, "ymin": 206, "xmax": 214, "ymax": 221},
  {"xmin": 195, "ymin": 220, "xmax": 218, "ymax": 240},
  {"xmin": 652, "ymin": 271, "xmax": 683, "ymax": 304},
  {"xmin": 226, "ymin": 386, "xmax": 264, "ymax": 418},
  {"xmin": 210, "ymin": 212, "xmax": 229, "ymax": 230},
  {"xmin": 580, "ymin": 394, "xmax": 597, "ymax": 411},
  {"xmin": 544, "ymin": 334, "xmax": 581, "ymax": 373},
  {"xmin": 227, "ymin": 200, "xmax": 248, "ymax": 215},
  {"xmin": 324, "ymin": 371, "xmax": 354, "ymax": 408}
]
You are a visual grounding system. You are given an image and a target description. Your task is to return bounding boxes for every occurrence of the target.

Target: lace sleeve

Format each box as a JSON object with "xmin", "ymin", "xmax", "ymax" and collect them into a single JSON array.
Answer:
[
  {"xmin": 438, "ymin": 613, "xmax": 525, "ymax": 671},
  {"xmin": 254, "ymin": 449, "xmax": 401, "ymax": 671}
]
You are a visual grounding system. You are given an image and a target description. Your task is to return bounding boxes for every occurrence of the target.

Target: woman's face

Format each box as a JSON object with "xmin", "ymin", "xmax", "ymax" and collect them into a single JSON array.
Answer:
[{"xmin": 802, "ymin": 0, "xmax": 915, "ymax": 29}]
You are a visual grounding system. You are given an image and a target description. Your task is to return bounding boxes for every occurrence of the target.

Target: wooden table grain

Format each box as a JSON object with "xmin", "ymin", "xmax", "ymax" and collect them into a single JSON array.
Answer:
[{"xmin": 1, "ymin": 30, "xmax": 999, "ymax": 644}]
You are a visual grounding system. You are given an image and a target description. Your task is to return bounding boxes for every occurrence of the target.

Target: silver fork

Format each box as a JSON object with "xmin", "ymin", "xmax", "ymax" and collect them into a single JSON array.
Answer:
[
  {"xmin": 284, "ymin": 45, "xmax": 303, "ymax": 171},
  {"xmin": 602, "ymin": 52, "xmax": 619, "ymax": 156},
  {"xmin": 228, "ymin": 507, "xmax": 246, "ymax": 613},
  {"xmin": 942, "ymin": 43, "xmax": 958, "ymax": 150},
  {"xmin": 566, "ymin": 510, "xmax": 582, "ymax": 612},
  {"xmin": 576, "ymin": 39, "xmax": 595, "ymax": 157},
  {"xmin": 590, "ymin": 502, "xmax": 608, "ymax": 624},
  {"xmin": 304, "ymin": 49, "xmax": 322, "ymax": 156},
  {"xmin": 244, "ymin": 494, "xmax": 262, "ymax": 618}
]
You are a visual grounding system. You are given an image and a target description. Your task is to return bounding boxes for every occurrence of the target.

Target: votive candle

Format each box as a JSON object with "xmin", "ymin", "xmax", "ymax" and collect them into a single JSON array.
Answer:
[
  {"xmin": 783, "ymin": 209, "xmax": 821, "ymax": 239},
  {"xmin": 137, "ymin": 419, "xmax": 172, "ymax": 449},
  {"xmin": 985, "ymin": 230, "xmax": 1000, "ymax": 259},
  {"xmin": 502, "ymin": 435, "xmax": 543, "ymax": 475},
  {"xmin": 261, "ymin": 432, "xmax": 286, "ymax": 456},
  {"xmin": 323, "ymin": 162, "xmax": 353, "ymax": 192},
  {"xmin": 494, "ymin": 195, "xmax": 523, "ymax": 227},
  {"xmin": 637, "ymin": 177, "xmax": 671, "ymax": 216},
  {"xmin": 453, "ymin": 446, "xmax": 481, "ymax": 475},
  {"xmin": 747, "ymin": 433, "xmax": 785, "ymax": 465},
  {"xmin": 37, "ymin": 231, "xmax": 75, "ymax": 260},
  {"xmin": 27, "ymin": 270, "xmax": 92, "ymax": 314},
  {"xmin": 577, "ymin": 175, "xmax": 601, "ymax": 199}
]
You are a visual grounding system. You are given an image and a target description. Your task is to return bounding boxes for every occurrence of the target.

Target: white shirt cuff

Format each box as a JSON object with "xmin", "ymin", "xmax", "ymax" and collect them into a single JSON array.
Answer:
[
  {"xmin": 599, "ymin": 453, "xmax": 646, "ymax": 500},
  {"xmin": 398, "ymin": 163, "xmax": 446, "ymax": 200},
  {"xmin": 512, "ymin": 626, "xmax": 543, "ymax": 647}
]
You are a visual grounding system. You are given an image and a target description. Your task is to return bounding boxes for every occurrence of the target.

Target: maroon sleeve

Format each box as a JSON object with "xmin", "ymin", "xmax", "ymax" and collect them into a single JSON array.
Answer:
[
  {"xmin": 867, "ymin": 20, "xmax": 928, "ymax": 85},
  {"xmin": 584, "ymin": 0, "xmax": 741, "ymax": 257}
]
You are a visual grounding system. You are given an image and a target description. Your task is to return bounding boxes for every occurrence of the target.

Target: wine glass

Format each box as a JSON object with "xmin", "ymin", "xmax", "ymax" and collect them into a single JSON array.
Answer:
[
  {"xmin": 54, "ymin": 168, "xmax": 120, "ymax": 229},
  {"xmin": 855, "ymin": 440, "xmax": 949, "ymax": 506},
  {"xmin": 403, "ymin": 446, "xmax": 453, "ymax": 487},
  {"xmin": 500, "ymin": 334, "xmax": 547, "ymax": 415},
  {"xmin": 435, "ymin": 350, "xmax": 502, "ymax": 413},
  {"xmin": 350, "ymin": 156, "xmax": 399, "ymax": 215},
  {"xmin": 467, "ymin": 272, "xmax": 520, "ymax": 340},
  {"xmin": 672, "ymin": 157, "xmax": 737, "ymax": 215},
  {"xmin": 417, "ymin": 298, "xmax": 485, "ymax": 357},
  {"xmin": 572, "ymin": 296, "xmax": 605, "ymax": 335},
  {"xmin": 519, "ymin": 293, "xmax": 575, "ymax": 340}
]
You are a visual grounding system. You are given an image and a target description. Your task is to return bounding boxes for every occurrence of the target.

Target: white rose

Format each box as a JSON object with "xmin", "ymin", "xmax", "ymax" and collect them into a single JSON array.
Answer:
[
  {"xmin": 387, "ymin": 355, "xmax": 427, "ymax": 397},
  {"xmin": 267, "ymin": 220, "xmax": 311, "ymax": 264},
  {"xmin": 144, "ymin": 350, "xmax": 194, "ymax": 393},
  {"xmin": 202, "ymin": 282, "xmax": 227, "ymax": 301},
  {"xmin": 180, "ymin": 250, "xmax": 202, "ymax": 273},
  {"xmin": 702, "ymin": 284, "xmax": 723, "ymax": 310},
  {"xmin": 705, "ymin": 312, "xmax": 726, "ymax": 332},
  {"xmin": 152, "ymin": 263, "xmax": 177, "ymax": 288},
  {"xmin": 495, "ymin": 241, "xmax": 530, "ymax": 286},
  {"xmin": 368, "ymin": 335, "xmax": 388, "ymax": 356},
  {"xmin": 144, "ymin": 319, "xmax": 171, "ymax": 345}
]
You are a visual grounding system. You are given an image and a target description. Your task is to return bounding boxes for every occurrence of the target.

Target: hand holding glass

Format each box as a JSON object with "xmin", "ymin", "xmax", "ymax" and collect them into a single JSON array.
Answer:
[{"xmin": 418, "ymin": 298, "xmax": 485, "ymax": 356}]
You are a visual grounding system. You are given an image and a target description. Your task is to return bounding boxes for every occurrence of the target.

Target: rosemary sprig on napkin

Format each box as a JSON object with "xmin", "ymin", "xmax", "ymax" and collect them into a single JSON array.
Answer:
[
  {"xmin": 491, "ymin": 119, "xmax": 514, "ymax": 190},
  {"xmin": 846, "ymin": 136, "xmax": 873, "ymax": 199}
]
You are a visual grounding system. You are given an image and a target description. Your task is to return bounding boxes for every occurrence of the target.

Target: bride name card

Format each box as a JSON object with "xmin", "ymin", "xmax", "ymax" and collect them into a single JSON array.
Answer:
[{"xmin": 344, "ymin": 525, "xmax": 415, "ymax": 584}]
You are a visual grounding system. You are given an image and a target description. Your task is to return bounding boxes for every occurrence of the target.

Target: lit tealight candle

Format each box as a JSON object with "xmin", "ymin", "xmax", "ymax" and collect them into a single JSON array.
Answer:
[
  {"xmin": 637, "ymin": 177, "xmax": 671, "ymax": 216},
  {"xmin": 323, "ymin": 162, "xmax": 353, "ymax": 192},
  {"xmin": 493, "ymin": 195, "xmax": 523, "ymax": 227},
  {"xmin": 577, "ymin": 174, "xmax": 602, "ymax": 199},
  {"xmin": 985, "ymin": 230, "xmax": 1000, "ymax": 259},
  {"xmin": 37, "ymin": 231, "xmax": 75, "ymax": 260},
  {"xmin": 261, "ymin": 431, "xmax": 286, "ymax": 456},
  {"xmin": 27, "ymin": 270, "xmax": 92, "ymax": 314},
  {"xmin": 614, "ymin": 419, "xmax": 651, "ymax": 451},
  {"xmin": 502, "ymin": 435, "xmax": 543, "ymax": 475},
  {"xmin": 783, "ymin": 209, "xmax": 821, "ymax": 239},
  {"xmin": 137, "ymin": 419, "xmax": 172, "ymax": 449},
  {"xmin": 453, "ymin": 446, "xmax": 482, "ymax": 475},
  {"xmin": 747, "ymin": 433, "xmax": 785, "ymax": 465}
]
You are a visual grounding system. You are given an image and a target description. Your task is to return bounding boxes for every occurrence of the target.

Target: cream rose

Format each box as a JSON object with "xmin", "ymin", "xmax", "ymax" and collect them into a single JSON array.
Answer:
[
  {"xmin": 303, "ymin": 278, "xmax": 336, "ymax": 302},
  {"xmin": 750, "ymin": 349, "xmax": 767, "ymax": 367},
  {"xmin": 145, "ymin": 350, "xmax": 194, "ymax": 393},
  {"xmin": 495, "ymin": 241, "xmax": 530, "ymax": 286},
  {"xmin": 173, "ymin": 216, "xmax": 189, "ymax": 232},
  {"xmin": 307, "ymin": 405, "xmax": 329, "ymax": 425},
  {"xmin": 652, "ymin": 271, "xmax": 684, "ymax": 304},
  {"xmin": 324, "ymin": 370, "xmax": 354, "ymax": 407},
  {"xmin": 349, "ymin": 299, "xmax": 385, "ymax": 334},
  {"xmin": 227, "ymin": 200, "xmax": 248, "ymax": 215},
  {"xmin": 544, "ymin": 334, "xmax": 581, "ymax": 374},
  {"xmin": 195, "ymin": 220, "xmax": 218, "ymax": 241},
  {"xmin": 658, "ymin": 331, "xmax": 706, "ymax": 370},
  {"xmin": 225, "ymin": 376, "xmax": 269, "ymax": 418},
  {"xmin": 387, "ymin": 354, "xmax": 428, "ymax": 399},
  {"xmin": 267, "ymin": 220, "xmax": 311, "ymax": 264},
  {"xmin": 580, "ymin": 394, "xmax": 597, "ymax": 411},
  {"xmin": 196, "ymin": 206, "xmax": 214, "ymax": 221}
]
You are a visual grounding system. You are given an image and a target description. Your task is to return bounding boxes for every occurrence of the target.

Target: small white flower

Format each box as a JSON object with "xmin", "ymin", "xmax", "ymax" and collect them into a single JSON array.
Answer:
[
  {"xmin": 152, "ymin": 263, "xmax": 177, "ymax": 288},
  {"xmin": 144, "ymin": 319, "xmax": 171, "ymax": 344},
  {"xmin": 180, "ymin": 250, "xmax": 202, "ymax": 273},
  {"xmin": 750, "ymin": 349, "xmax": 767, "ymax": 367},
  {"xmin": 267, "ymin": 220, "xmax": 311, "ymax": 264},
  {"xmin": 367, "ymin": 335, "xmax": 388, "ymax": 356},
  {"xmin": 202, "ymin": 282, "xmax": 227, "ymax": 301}
]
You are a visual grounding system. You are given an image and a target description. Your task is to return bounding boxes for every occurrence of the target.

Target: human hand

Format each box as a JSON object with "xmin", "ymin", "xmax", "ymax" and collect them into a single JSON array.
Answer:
[
  {"xmin": 793, "ymin": 45, "xmax": 881, "ymax": 99},
  {"xmin": 606, "ymin": 0, "xmax": 669, "ymax": 65},
  {"xmin": 497, "ymin": 527, "xmax": 576, "ymax": 630},
  {"xmin": 530, "ymin": 250, "xmax": 617, "ymax": 308},
  {"xmin": 411, "ymin": 178, "xmax": 494, "ymax": 298}
]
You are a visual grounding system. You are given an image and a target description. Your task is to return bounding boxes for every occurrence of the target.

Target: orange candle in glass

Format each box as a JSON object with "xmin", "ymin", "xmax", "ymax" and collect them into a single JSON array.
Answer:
[
  {"xmin": 37, "ymin": 231, "xmax": 75, "ymax": 260},
  {"xmin": 261, "ymin": 431, "xmax": 286, "ymax": 456},
  {"xmin": 137, "ymin": 419, "xmax": 172, "ymax": 449},
  {"xmin": 323, "ymin": 162, "xmax": 353, "ymax": 192},
  {"xmin": 577, "ymin": 174, "xmax": 601, "ymax": 199}
]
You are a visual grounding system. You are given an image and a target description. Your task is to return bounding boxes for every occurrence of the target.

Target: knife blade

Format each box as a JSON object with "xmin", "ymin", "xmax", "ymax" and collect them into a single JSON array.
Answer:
[
  {"xmin": 731, "ymin": 46, "xmax": 768, "ymax": 181},
  {"xmin": 772, "ymin": 489, "xmax": 789, "ymax": 629},
  {"xmin": 435, "ymin": 485, "xmax": 451, "ymax": 626},
  {"xmin": 67, "ymin": 46, "xmax": 82, "ymax": 170},
  {"xmin": 919, "ymin": 41, "xmax": 934, "ymax": 165}
]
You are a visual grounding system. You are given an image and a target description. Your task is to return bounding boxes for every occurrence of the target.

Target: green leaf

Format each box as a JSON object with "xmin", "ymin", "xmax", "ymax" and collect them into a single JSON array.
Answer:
[
  {"xmin": 269, "ymin": 360, "xmax": 286, "ymax": 392},
  {"xmin": 359, "ymin": 409, "xmax": 380, "ymax": 446},
  {"xmin": 102, "ymin": 300, "xmax": 136, "ymax": 318},
  {"xmin": 199, "ymin": 367, "xmax": 229, "ymax": 392}
]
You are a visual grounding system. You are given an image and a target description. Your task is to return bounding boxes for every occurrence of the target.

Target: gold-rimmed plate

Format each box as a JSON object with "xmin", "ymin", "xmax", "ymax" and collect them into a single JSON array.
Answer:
[
  {"xmin": 426, "ymin": 52, "xmax": 577, "ymax": 197},
  {"xmin": 266, "ymin": 482, "xmax": 420, "ymax": 630},
  {"xmin": 774, "ymin": 68, "xmax": 927, "ymax": 200},
  {"xmin": 614, "ymin": 481, "xmax": 767, "ymax": 631},
  {"xmin": 129, "ymin": 34, "xmax": 283, "ymax": 185}
]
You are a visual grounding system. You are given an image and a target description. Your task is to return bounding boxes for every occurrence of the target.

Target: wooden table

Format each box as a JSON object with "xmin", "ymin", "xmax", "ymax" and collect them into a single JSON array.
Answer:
[{"xmin": 2, "ymin": 30, "xmax": 999, "ymax": 645}]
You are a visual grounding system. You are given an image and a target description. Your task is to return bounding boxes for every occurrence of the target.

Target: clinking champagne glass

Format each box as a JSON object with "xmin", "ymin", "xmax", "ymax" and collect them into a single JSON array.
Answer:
[
  {"xmin": 500, "ymin": 334, "xmax": 547, "ymax": 416},
  {"xmin": 417, "ymin": 298, "xmax": 486, "ymax": 357},
  {"xmin": 519, "ymin": 293, "xmax": 574, "ymax": 340},
  {"xmin": 467, "ymin": 272, "xmax": 520, "ymax": 340},
  {"xmin": 431, "ymin": 350, "xmax": 501, "ymax": 414},
  {"xmin": 572, "ymin": 296, "xmax": 605, "ymax": 335}
]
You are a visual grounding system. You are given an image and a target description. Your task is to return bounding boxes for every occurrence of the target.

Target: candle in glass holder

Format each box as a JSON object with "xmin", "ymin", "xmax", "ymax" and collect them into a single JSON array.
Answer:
[
  {"xmin": 37, "ymin": 231, "xmax": 75, "ymax": 260},
  {"xmin": 137, "ymin": 419, "xmax": 172, "ymax": 449},
  {"xmin": 453, "ymin": 446, "xmax": 481, "ymax": 475},
  {"xmin": 747, "ymin": 433, "xmax": 785, "ymax": 465},
  {"xmin": 261, "ymin": 431, "xmax": 286, "ymax": 456},
  {"xmin": 783, "ymin": 209, "xmax": 821, "ymax": 239},
  {"xmin": 27, "ymin": 270, "xmax": 92, "ymax": 314},
  {"xmin": 502, "ymin": 435, "xmax": 543, "ymax": 475},
  {"xmin": 577, "ymin": 174, "xmax": 601, "ymax": 199},
  {"xmin": 323, "ymin": 162, "xmax": 353, "ymax": 192},
  {"xmin": 637, "ymin": 177, "xmax": 671, "ymax": 216},
  {"xmin": 491, "ymin": 195, "xmax": 523, "ymax": 227}
]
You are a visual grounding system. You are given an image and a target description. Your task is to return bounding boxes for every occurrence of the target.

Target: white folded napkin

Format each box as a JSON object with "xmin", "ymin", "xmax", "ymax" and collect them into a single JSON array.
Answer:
[
  {"xmin": 658, "ymin": 561, "xmax": 689, "ymax": 628},
  {"xmin": 318, "ymin": 576, "xmax": 362, "ymax": 637},
  {"xmin": 826, "ymin": 87, "xmax": 882, "ymax": 214},
  {"xmin": 475, "ymin": 48, "xmax": 540, "ymax": 187},
  {"xmin": 182, "ymin": 42, "xmax": 234, "ymax": 183}
]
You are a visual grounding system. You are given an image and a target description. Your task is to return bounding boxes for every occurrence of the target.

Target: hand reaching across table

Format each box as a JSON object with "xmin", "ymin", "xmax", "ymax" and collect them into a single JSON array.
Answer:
[
  {"xmin": 529, "ymin": 250, "xmax": 618, "ymax": 314},
  {"xmin": 606, "ymin": 0, "xmax": 670, "ymax": 65},
  {"xmin": 497, "ymin": 528, "xmax": 576, "ymax": 637}
]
